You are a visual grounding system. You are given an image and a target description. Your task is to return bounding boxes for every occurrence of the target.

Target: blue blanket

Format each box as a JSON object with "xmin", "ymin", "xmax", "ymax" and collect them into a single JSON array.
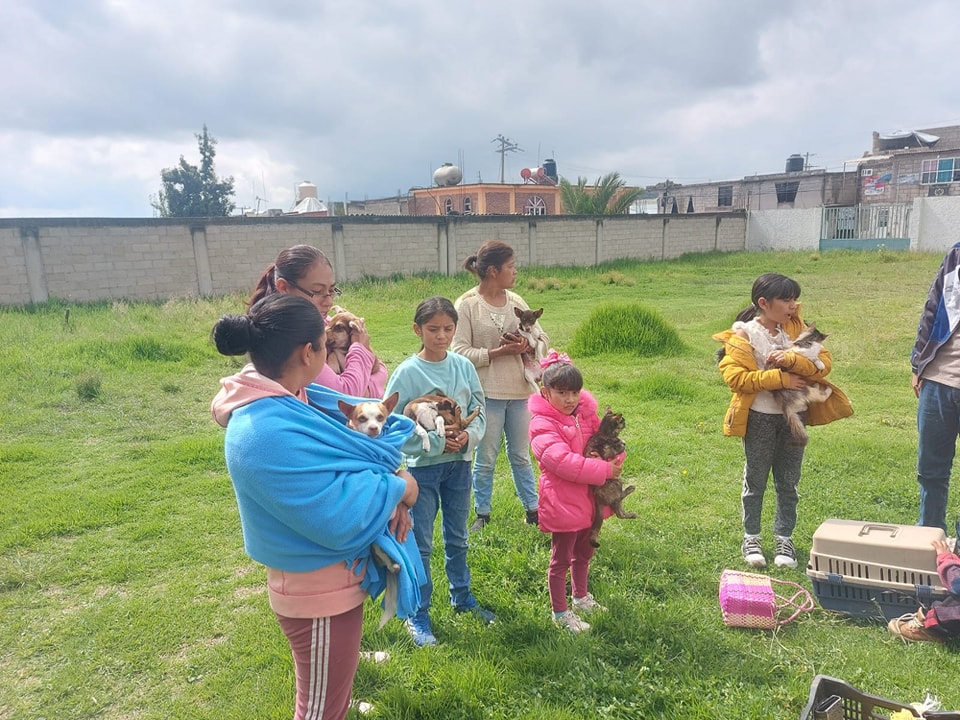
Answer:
[{"xmin": 225, "ymin": 383, "xmax": 425, "ymax": 620}]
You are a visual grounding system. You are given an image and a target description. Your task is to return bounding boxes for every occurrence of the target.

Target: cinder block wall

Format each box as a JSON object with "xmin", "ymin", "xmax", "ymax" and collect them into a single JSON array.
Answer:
[{"xmin": 0, "ymin": 213, "xmax": 748, "ymax": 306}]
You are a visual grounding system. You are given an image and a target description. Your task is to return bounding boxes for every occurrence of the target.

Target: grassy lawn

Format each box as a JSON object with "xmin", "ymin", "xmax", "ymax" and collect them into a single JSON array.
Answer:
[{"xmin": 2, "ymin": 249, "xmax": 958, "ymax": 719}]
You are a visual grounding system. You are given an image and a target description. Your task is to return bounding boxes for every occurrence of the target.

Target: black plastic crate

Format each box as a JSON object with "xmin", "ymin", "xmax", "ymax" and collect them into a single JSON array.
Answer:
[{"xmin": 800, "ymin": 675, "xmax": 960, "ymax": 720}]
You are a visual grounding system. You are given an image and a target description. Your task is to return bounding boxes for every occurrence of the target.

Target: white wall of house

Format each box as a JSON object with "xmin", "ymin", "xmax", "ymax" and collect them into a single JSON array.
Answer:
[
  {"xmin": 746, "ymin": 208, "xmax": 822, "ymax": 251},
  {"xmin": 911, "ymin": 196, "xmax": 960, "ymax": 252}
]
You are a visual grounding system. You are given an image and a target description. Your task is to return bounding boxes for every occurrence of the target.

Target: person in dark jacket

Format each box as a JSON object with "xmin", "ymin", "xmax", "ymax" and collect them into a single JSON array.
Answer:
[{"xmin": 911, "ymin": 242, "xmax": 960, "ymax": 532}]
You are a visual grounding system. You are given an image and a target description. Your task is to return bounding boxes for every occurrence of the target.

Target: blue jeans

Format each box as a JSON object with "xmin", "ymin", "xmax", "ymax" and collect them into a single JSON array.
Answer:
[
  {"xmin": 917, "ymin": 379, "xmax": 960, "ymax": 532},
  {"xmin": 472, "ymin": 398, "xmax": 538, "ymax": 516},
  {"xmin": 408, "ymin": 461, "xmax": 477, "ymax": 613}
]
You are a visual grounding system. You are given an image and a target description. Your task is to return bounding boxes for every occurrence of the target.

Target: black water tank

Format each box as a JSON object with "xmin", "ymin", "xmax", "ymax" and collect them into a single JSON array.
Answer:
[
  {"xmin": 785, "ymin": 154, "xmax": 804, "ymax": 172},
  {"xmin": 543, "ymin": 158, "xmax": 558, "ymax": 181}
]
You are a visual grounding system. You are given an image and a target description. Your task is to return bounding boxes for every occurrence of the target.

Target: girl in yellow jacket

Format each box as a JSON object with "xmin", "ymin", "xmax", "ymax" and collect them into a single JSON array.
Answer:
[{"xmin": 713, "ymin": 273, "xmax": 851, "ymax": 570}]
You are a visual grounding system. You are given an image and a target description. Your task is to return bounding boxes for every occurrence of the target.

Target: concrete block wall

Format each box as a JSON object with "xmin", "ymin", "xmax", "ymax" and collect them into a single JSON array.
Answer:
[
  {"xmin": 602, "ymin": 216, "xmax": 665, "ymax": 262},
  {"xmin": 11, "ymin": 203, "xmax": 952, "ymax": 307}
]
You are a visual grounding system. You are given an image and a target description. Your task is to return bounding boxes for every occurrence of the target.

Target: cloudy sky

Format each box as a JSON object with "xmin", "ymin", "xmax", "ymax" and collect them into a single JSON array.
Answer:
[{"xmin": 3, "ymin": 0, "xmax": 958, "ymax": 218}]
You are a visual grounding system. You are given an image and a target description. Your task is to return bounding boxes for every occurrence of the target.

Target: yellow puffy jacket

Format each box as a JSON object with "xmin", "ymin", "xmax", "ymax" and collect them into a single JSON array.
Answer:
[{"xmin": 712, "ymin": 310, "xmax": 853, "ymax": 438}]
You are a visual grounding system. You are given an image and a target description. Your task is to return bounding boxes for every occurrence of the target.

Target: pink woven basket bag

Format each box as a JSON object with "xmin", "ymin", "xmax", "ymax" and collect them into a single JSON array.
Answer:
[{"xmin": 719, "ymin": 569, "xmax": 814, "ymax": 630}]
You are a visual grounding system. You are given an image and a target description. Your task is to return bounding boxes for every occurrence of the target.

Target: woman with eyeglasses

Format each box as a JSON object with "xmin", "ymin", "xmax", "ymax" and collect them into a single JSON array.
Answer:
[{"xmin": 249, "ymin": 245, "xmax": 387, "ymax": 397}]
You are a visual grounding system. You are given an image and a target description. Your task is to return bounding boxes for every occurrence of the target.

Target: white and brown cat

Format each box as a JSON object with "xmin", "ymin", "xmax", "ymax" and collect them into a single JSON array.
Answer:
[{"xmin": 773, "ymin": 323, "xmax": 833, "ymax": 446}]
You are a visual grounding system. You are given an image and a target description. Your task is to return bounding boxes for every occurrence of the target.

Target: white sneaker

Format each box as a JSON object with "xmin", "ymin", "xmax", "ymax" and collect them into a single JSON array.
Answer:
[
  {"xmin": 554, "ymin": 609, "xmax": 591, "ymax": 633},
  {"xmin": 773, "ymin": 536, "xmax": 798, "ymax": 569},
  {"xmin": 571, "ymin": 593, "xmax": 607, "ymax": 613},
  {"xmin": 741, "ymin": 536, "xmax": 766, "ymax": 568},
  {"xmin": 359, "ymin": 650, "xmax": 390, "ymax": 664}
]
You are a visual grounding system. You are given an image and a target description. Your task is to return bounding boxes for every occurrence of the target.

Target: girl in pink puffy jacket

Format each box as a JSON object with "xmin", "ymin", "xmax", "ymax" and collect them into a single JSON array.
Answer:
[{"xmin": 527, "ymin": 351, "xmax": 623, "ymax": 633}]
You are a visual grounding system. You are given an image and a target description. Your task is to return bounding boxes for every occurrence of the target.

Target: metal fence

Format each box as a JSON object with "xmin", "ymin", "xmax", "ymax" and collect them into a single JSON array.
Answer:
[{"xmin": 821, "ymin": 204, "xmax": 911, "ymax": 241}]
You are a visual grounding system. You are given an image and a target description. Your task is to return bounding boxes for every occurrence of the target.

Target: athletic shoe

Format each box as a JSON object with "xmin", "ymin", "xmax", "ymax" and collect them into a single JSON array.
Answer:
[
  {"xmin": 553, "ymin": 609, "xmax": 591, "ymax": 633},
  {"xmin": 571, "ymin": 593, "xmax": 607, "ymax": 613},
  {"xmin": 773, "ymin": 536, "xmax": 798, "ymax": 569},
  {"xmin": 888, "ymin": 611, "xmax": 944, "ymax": 643},
  {"xmin": 525, "ymin": 509, "xmax": 539, "ymax": 526},
  {"xmin": 741, "ymin": 535, "xmax": 766, "ymax": 568},
  {"xmin": 359, "ymin": 651, "xmax": 390, "ymax": 664},
  {"xmin": 469, "ymin": 514, "xmax": 490, "ymax": 532},
  {"xmin": 455, "ymin": 604, "xmax": 496, "ymax": 625},
  {"xmin": 405, "ymin": 612, "xmax": 437, "ymax": 647}
]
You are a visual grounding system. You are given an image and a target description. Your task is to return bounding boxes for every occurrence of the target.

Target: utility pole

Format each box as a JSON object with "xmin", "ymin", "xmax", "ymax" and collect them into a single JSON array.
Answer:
[
  {"xmin": 491, "ymin": 134, "xmax": 522, "ymax": 184},
  {"xmin": 804, "ymin": 152, "xmax": 817, "ymax": 170}
]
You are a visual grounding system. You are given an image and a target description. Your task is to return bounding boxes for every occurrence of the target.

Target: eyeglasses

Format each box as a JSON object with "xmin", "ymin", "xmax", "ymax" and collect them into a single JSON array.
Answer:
[{"xmin": 282, "ymin": 278, "xmax": 342, "ymax": 299}]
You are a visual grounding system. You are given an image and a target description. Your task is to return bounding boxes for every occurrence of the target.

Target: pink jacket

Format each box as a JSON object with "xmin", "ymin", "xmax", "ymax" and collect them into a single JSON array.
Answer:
[
  {"xmin": 528, "ymin": 390, "xmax": 616, "ymax": 533},
  {"xmin": 315, "ymin": 341, "xmax": 388, "ymax": 398}
]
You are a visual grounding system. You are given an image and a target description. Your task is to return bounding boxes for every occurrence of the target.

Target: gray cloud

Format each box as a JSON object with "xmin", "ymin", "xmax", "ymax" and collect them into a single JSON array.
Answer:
[{"xmin": 2, "ymin": 0, "xmax": 959, "ymax": 217}]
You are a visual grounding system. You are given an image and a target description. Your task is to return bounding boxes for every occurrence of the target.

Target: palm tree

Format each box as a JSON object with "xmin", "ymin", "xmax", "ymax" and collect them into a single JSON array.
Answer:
[{"xmin": 559, "ymin": 171, "xmax": 642, "ymax": 215}]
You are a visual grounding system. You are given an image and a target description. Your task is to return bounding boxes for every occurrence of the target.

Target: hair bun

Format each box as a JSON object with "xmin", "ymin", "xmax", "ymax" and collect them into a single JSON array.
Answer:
[{"xmin": 212, "ymin": 313, "xmax": 255, "ymax": 356}]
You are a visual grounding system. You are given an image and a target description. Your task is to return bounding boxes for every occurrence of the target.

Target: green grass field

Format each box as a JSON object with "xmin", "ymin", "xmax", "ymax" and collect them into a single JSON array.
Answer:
[{"xmin": 2, "ymin": 249, "xmax": 958, "ymax": 719}]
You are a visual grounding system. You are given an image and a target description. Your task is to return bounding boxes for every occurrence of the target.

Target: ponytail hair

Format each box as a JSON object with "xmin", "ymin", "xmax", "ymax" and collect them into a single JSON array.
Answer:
[
  {"xmin": 248, "ymin": 245, "xmax": 332, "ymax": 308},
  {"xmin": 734, "ymin": 273, "xmax": 801, "ymax": 322},
  {"xmin": 463, "ymin": 240, "xmax": 515, "ymax": 279},
  {"xmin": 212, "ymin": 294, "xmax": 325, "ymax": 378}
]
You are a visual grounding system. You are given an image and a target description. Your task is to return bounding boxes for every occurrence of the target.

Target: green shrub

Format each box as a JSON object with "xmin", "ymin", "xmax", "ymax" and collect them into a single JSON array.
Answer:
[
  {"xmin": 567, "ymin": 302, "xmax": 684, "ymax": 357},
  {"xmin": 75, "ymin": 372, "xmax": 102, "ymax": 401}
]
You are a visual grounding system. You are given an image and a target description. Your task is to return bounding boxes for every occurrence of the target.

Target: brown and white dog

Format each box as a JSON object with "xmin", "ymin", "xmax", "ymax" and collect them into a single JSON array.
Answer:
[
  {"xmin": 338, "ymin": 392, "xmax": 400, "ymax": 438},
  {"xmin": 403, "ymin": 391, "xmax": 481, "ymax": 451},
  {"xmin": 336, "ymin": 391, "xmax": 404, "ymax": 627},
  {"xmin": 512, "ymin": 306, "xmax": 545, "ymax": 386},
  {"xmin": 326, "ymin": 306, "xmax": 383, "ymax": 375}
]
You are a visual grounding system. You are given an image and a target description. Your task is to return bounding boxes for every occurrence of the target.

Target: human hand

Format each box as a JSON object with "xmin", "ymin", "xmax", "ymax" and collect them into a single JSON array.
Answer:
[
  {"xmin": 783, "ymin": 372, "xmax": 806, "ymax": 390},
  {"xmin": 349, "ymin": 318, "xmax": 372, "ymax": 349},
  {"xmin": 912, "ymin": 373, "xmax": 922, "ymax": 399},
  {"xmin": 932, "ymin": 538, "xmax": 951, "ymax": 555},
  {"xmin": 609, "ymin": 458, "xmax": 623, "ymax": 479},
  {"xmin": 443, "ymin": 431, "xmax": 468, "ymax": 454},
  {"xmin": 766, "ymin": 350, "xmax": 786, "ymax": 367},
  {"xmin": 397, "ymin": 468, "xmax": 419, "ymax": 507},
  {"xmin": 390, "ymin": 504, "xmax": 413, "ymax": 543}
]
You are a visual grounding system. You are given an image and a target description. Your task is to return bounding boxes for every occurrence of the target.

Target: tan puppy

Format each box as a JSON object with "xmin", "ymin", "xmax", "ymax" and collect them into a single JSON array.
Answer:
[
  {"xmin": 326, "ymin": 306, "xmax": 383, "ymax": 375},
  {"xmin": 338, "ymin": 392, "xmax": 400, "ymax": 438}
]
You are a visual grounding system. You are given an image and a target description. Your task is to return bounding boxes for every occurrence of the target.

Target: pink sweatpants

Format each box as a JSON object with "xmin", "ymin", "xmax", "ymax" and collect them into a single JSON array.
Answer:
[
  {"xmin": 275, "ymin": 604, "xmax": 364, "ymax": 720},
  {"xmin": 548, "ymin": 528, "xmax": 596, "ymax": 613}
]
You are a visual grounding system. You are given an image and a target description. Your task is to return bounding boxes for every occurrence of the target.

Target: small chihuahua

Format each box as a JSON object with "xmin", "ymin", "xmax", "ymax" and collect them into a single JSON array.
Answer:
[
  {"xmin": 337, "ymin": 390, "xmax": 405, "ymax": 628},
  {"xmin": 509, "ymin": 307, "xmax": 545, "ymax": 386},
  {"xmin": 338, "ymin": 392, "xmax": 400, "ymax": 438},
  {"xmin": 583, "ymin": 407, "xmax": 636, "ymax": 548}
]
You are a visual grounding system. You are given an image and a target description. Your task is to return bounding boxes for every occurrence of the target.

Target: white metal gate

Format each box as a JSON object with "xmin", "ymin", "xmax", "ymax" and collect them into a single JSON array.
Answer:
[{"xmin": 820, "ymin": 204, "xmax": 911, "ymax": 244}]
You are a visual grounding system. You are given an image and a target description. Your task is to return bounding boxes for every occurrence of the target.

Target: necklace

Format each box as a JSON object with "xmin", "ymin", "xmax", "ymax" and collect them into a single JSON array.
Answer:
[{"xmin": 489, "ymin": 311, "xmax": 506, "ymax": 334}]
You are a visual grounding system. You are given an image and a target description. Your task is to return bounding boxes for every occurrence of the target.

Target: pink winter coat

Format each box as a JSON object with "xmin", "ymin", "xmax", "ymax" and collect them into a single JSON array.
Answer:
[{"xmin": 528, "ymin": 390, "xmax": 617, "ymax": 533}]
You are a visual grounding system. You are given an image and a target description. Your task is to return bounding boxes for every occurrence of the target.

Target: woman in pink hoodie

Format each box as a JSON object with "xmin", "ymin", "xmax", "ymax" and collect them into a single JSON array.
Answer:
[
  {"xmin": 249, "ymin": 244, "xmax": 387, "ymax": 397},
  {"xmin": 528, "ymin": 352, "xmax": 623, "ymax": 633}
]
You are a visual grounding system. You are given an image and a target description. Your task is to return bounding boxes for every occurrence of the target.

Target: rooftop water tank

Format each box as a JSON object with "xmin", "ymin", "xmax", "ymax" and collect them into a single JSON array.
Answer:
[
  {"xmin": 543, "ymin": 158, "xmax": 558, "ymax": 182},
  {"xmin": 785, "ymin": 154, "xmax": 804, "ymax": 173},
  {"xmin": 433, "ymin": 163, "xmax": 463, "ymax": 187},
  {"xmin": 296, "ymin": 181, "xmax": 318, "ymax": 202}
]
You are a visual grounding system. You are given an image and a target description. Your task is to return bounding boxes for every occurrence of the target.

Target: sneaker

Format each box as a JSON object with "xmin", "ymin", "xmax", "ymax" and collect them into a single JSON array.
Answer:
[
  {"xmin": 359, "ymin": 650, "xmax": 390, "ymax": 664},
  {"xmin": 405, "ymin": 612, "xmax": 437, "ymax": 647},
  {"xmin": 773, "ymin": 536, "xmax": 798, "ymax": 569},
  {"xmin": 350, "ymin": 699, "xmax": 375, "ymax": 715},
  {"xmin": 469, "ymin": 514, "xmax": 490, "ymax": 532},
  {"xmin": 455, "ymin": 604, "xmax": 496, "ymax": 624},
  {"xmin": 553, "ymin": 609, "xmax": 591, "ymax": 633},
  {"xmin": 741, "ymin": 535, "xmax": 766, "ymax": 568},
  {"xmin": 571, "ymin": 593, "xmax": 607, "ymax": 613},
  {"xmin": 888, "ymin": 611, "xmax": 944, "ymax": 643},
  {"xmin": 525, "ymin": 508, "xmax": 539, "ymax": 526}
]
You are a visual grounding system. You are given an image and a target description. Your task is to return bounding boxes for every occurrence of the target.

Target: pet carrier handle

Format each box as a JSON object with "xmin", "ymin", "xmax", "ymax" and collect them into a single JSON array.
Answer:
[
  {"xmin": 857, "ymin": 523, "xmax": 900, "ymax": 538},
  {"xmin": 769, "ymin": 577, "xmax": 815, "ymax": 626}
]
